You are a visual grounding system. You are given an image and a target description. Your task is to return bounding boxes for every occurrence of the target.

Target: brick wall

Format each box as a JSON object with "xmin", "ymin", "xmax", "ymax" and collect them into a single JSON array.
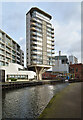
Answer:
[{"xmin": 69, "ymin": 63, "xmax": 83, "ymax": 80}]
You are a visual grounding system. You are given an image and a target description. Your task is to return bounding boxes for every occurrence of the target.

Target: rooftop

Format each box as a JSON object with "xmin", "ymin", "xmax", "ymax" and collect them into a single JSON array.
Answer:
[
  {"xmin": 0, "ymin": 29, "xmax": 19, "ymax": 46},
  {"xmin": 55, "ymin": 56, "xmax": 68, "ymax": 60},
  {"xmin": 26, "ymin": 7, "xmax": 52, "ymax": 19}
]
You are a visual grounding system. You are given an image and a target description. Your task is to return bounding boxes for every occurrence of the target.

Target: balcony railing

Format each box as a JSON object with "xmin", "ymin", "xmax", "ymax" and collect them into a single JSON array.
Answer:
[
  {"xmin": 0, "ymin": 37, "xmax": 5, "ymax": 43},
  {"xmin": 52, "ymin": 51, "xmax": 55, "ymax": 54},
  {"xmin": 52, "ymin": 43, "xmax": 54, "ymax": 46},
  {"xmin": 31, "ymin": 18, "xmax": 42, "ymax": 24},
  {"xmin": 0, "ymin": 45, "xmax": 5, "ymax": 50},
  {"xmin": 6, "ymin": 42, "xmax": 12, "ymax": 48},
  {"xmin": 52, "ymin": 39, "xmax": 54, "ymax": 42},
  {"xmin": 0, "ymin": 57, "xmax": 5, "ymax": 61},
  {"xmin": 0, "ymin": 50, "xmax": 5, "ymax": 55},
  {"xmin": 31, "ymin": 22, "xmax": 36, "ymax": 26},
  {"xmin": 52, "ymin": 47, "xmax": 54, "ymax": 50},
  {"xmin": 6, "ymin": 54, "xmax": 11, "ymax": 58},
  {"xmin": 51, "ymin": 35, "xmax": 54, "ymax": 38},
  {"xmin": 51, "ymin": 31, "xmax": 54, "ymax": 34},
  {"xmin": 30, "ymin": 27, "xmax": 36, "ymax": 31},
  {"xmin": 6, "ymin": 59, "xmax": 11, "ymax": 63}
]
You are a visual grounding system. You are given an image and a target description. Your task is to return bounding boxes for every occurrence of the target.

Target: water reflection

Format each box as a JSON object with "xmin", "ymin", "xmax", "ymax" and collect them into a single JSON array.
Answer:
[{"xmin": 2, "ymin": 83, "xmax": 69, "ymax": 118}]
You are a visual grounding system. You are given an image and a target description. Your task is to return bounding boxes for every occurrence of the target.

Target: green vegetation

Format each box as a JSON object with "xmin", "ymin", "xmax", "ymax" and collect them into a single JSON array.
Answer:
[
  {"xmin": 7, "ymin": 78, "xmax": 17, "ymax": 81},
  {"xmin": 17, "ymin": 77, "xmax": 27, "ymax": 79}
]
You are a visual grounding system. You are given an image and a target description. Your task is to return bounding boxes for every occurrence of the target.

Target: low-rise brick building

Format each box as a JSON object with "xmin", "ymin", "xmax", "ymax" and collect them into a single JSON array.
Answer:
[
  {"xmin": 42, "ymin": 71, "xmax": 57, "ymax": 80},
  {"xmin": 69, "ymin": 63, "xmax": 83, "ymax": 81}
]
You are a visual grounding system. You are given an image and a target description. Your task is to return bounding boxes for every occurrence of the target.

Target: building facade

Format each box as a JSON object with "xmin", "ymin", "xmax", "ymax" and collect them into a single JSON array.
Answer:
[
  {"xmin": 69, "ymin": 63, "xmax": 83, "ymax": 81},
  {"xmin": 0, "ymin": 29, "xmax": 24, "ymax": 66},
  {"xmin": 69, "ymin": 55, "xmax": 78, "ymax": 64},
  {"xmin": 20, "ymin": 50, "xmax": 24, "ymax": 66},
  {"xmin": 0, "ymin": 63, "xmax": 36, "ymax": 82},
  {"xmin": 42, "ymin": 71, "xmax": 57, "ymax": 80},
  {"xmin": 26, "ymin": 7, "xmax": 55, "ymax": 80},
  {"xmin": 52, "ymin": 51, "xmax": 69, "ymax": 74},
  {"xmin": 26, "ymin": 7, "xmax": 55, "ymax": 66}
]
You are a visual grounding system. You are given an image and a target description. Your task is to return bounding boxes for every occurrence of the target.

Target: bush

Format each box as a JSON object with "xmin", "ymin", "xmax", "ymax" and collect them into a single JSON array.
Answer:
[{"xmin": 7, "ymin": 78, "xmax": 17, "ymax": 81}]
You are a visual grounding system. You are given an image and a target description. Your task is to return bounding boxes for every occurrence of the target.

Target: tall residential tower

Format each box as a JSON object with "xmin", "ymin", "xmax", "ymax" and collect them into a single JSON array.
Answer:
[{"xmin": 26, "ymin": 7, "xmax": 55, "ymax": 80}]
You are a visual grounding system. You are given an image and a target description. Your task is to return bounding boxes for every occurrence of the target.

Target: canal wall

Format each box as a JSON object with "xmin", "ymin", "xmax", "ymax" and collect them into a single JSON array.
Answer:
[
  {"xmin": 1, "ymin": 80, "xmax": 65, "ymax": 90},
  {"xmin": 1, "ymin": 79, "xmax": 81, "ymax": 90}
]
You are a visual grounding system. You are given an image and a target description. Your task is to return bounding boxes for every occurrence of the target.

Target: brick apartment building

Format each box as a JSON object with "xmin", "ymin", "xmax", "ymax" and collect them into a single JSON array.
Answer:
[{"xmin": 69, "ymin": 63, "xmax": 83, "ymax": 81}]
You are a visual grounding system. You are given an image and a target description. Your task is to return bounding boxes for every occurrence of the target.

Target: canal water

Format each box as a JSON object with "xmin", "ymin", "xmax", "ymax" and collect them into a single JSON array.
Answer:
[{"xmin": 2, "ymin": 83, "xmax": 69, "ymax": 118}]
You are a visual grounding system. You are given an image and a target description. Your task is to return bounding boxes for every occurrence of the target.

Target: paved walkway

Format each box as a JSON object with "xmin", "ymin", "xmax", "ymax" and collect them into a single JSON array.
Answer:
[{"xmin": 39, "ymin": 82, "xmax": 82, "ymax": 118}]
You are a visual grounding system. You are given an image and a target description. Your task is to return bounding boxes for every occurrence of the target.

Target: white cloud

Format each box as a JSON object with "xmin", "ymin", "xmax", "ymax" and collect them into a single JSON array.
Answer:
[
  {"xmin": 52, "ymin": 21, "xmax": 81, "ymax": 62},
  {"xmin": 19, "ymin": 37, "xmax": 24, "ymax": 42},
  {"xmin": 18, "ymin": 37, "xmax": 26, "ymax": 67},
  {"xmin": 51, "ymin": 4, "xmax": 81, "ymax": 63}
]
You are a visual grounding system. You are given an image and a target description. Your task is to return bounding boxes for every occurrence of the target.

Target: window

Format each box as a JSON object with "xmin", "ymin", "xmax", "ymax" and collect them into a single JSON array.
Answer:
[
  {"xmin": 76, "ymin": 68, "xmax": 78, "ymax": 72},
  {"xmin": 0, "ymin": 32, "xmax": 2, "ymax": 37}
]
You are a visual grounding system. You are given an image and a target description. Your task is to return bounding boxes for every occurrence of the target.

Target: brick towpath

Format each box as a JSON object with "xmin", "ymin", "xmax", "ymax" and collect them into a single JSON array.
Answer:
[{"xmin": 39, "ymin": 82, "xmax": 81, "ymax": 118}]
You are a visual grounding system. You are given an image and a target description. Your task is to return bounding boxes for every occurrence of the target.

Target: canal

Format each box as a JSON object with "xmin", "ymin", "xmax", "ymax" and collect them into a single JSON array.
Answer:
[{"xmin": 2, "ymin": 83, "xmax": 69, "ymax": 118}]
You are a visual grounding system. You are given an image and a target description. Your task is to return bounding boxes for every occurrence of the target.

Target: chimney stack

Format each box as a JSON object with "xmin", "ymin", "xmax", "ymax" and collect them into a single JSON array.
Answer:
[{"xmin": 59, "ymin": 51, "xmax": 61, "ymax": 56}]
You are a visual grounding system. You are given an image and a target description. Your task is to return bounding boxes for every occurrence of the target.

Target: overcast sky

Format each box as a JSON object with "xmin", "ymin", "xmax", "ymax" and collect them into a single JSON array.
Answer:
[{"xmin": 1, "ymin": 2, "xmax": 81, "ymax": 66}]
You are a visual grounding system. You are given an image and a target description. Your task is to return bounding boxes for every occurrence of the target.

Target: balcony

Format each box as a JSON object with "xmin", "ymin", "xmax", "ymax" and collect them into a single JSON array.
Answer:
[
  {"xmin": 0, "ymin": 46, "xmax": 5, "ymax": 50},
  {"xmin": 6, "ymin": 43, "xmax": 12, "ymax": 49},
  {"xmin": 31, "ymin": 18, "xmax": 36, "ymax": 22},
  {"xmin": 17, "ymin": 58, "xmax": 20, "ymax": 62},
  {"xmin": 0, "ymin": 50, "xmax": 5, "ymax": 56},
  {"xmin": 6, "ymin": 58, "xmax": 11, "ymax": 63},
  {"xmin": 17, "ymin": 50, "xmax": 20, "ymax": 55},
  {"xmin": 17, "ymin": 54, "xmax": 20, "ymax": 58},
  {"xmin": 31, "ymin": 46, "xmax": 42, "ymax": 50},
  {"xmin": 47, "ymin": 24, "xmax": 52, "ymax": 28},
  {"xmin": 52, "ymin": 47, "xmax": 54, "ymax": 50},
  {"xmin": 12, "ymin": 51, "xmax": 16, "ymax": 56},
  {"xmin": 47, "ymin": 41, "xmax": 51, "ymax": 45},
  {"xmin": 31, "ymin": 46, "xmax": 37, "ymax": 49},
  {"xmin": 31, "ymin": 25, "xmax": 42, "ymax": 33},
  {"xmin": 12, "ymin": 57, "xmax": 16, "ymax": 61},
  {"xmin": 6, "ymin": 48, "xmax": 11, "ymax": 54},
  {"xmin": 52, "ymin": 59, "xmax": 55, "ymax": 62},
  {"xmin": 0, "ymin": 37, "xmax": 5, "ymax": 44},
  {"xmin": 12, "ymin": 46, "xmax": 16, "ymax": 50},
  {"xmin": 12, "ymin": 53, "xmax": 16, "ymax": 56},
  {"xmin": 30, "ymin": 27, "xmax": 36, "ymax": 31},
  {"xmin": 0, "ymin": 57, "xmax": 5, "ymax": 61},
  {"xmin": 31, "ymin": 31, "xmax": 37, "ymax": 36},
  {"xmin": 6, "ymin": 54, "xmax": 11, "ymax": 59},
  {"xmin": 51, "ymin": 35, "xmax": 54, "ymax": 38},
  {"xmin": 31, "ymin": 55, "xmax": 37, "ymax": 59},
  {"xmin": 47, "ymin": 45, "xmax": 51, "ymax": 49},
  {"xmin": 31, "ymin": 36, "xmax": 36, "ymax": 40},
  {"xmin": 31, "ymin": 41, "xmax": 42, "ymax": 46},
  {"xmin": 31, "ymin": 18, "xmax": 42, "ymax": 24},
  {"xmin": 52, "ymin": 39, "xmax": 54, "ymax": 42},
  {"xmin": 31, "ymin": 36, "xmax": 42, "ymax": 42},
  {"xmin": 47, "ymin": 29, "xmax": 51, "ymax": 33},
  {"xmin": 31, "ymin": 50, "xmax": 42, "ymax": 55},
  {"xmin": 52, "ymin": 43, "xmax": 54, "ymax": 46},
  {"xmin": 35, "ymin": 24, "xmax": 42, "ymax": 29},
  {"xmin": 52, "ymin": 51, "xmax": 55, "ymax": 54},
  {"xmin": 51, "ymin": 27, "xmax": 54, "ymax": 30},
  {"xmin": 31, "ymin": 22, "xmax": 41, "ymax": 29},
  {"xmin": 31, "ymin": 61, "xmax": 37, "ymax": 65},
  {"xmin": 51, "ymin": 31, "xmax": 54, "ymax": 34},
  {"xmin": 31, "ymin": 31, "xmax": 42, "ymax": 38},
  {"xmin": 31, "ymin": 22, "xmax": 36, "ymax": 26}
]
